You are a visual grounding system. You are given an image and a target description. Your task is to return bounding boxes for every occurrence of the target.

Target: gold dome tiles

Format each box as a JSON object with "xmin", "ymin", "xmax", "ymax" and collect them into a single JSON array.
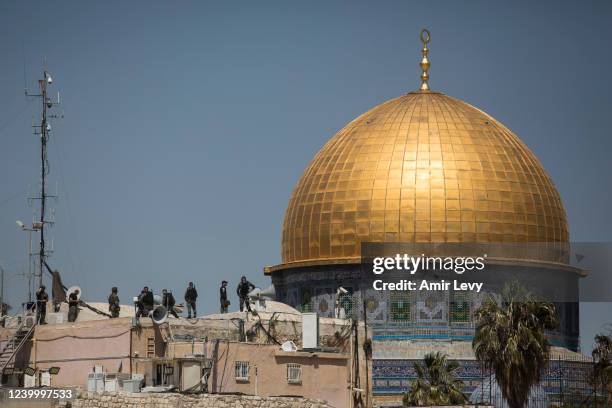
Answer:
[{"xmin": 281, "ymin": 92, "xmax": 568, "ymax": 265}]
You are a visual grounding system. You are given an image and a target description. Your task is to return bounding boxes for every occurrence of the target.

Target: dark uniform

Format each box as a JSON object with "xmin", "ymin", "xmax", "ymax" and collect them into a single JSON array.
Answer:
[
  {"xmin": 184, "ymin": 282, "xmax": 198, "ymax": 318},
  {"xmin": 220, "ymin": 281, "xmax": 229, "ymax": 313},
  {"xmin": 1, "ymin": 303, "xmax": 8, "ymax": 327},
  {"xmin": 162, "ymin": 290, "xmax": 178, "ymax": 318},
  {"xmin": 236, "ymin": 277, "xmax": 255, "ymax": 312},
  {"xmin": 108, "ymin": 287, "xmax": 120, "ymax": 318},
  {"xmin": 136, "ymin": 287, "xmax": 154, "ymax": 318},
  {"xmin": 68, "ymin": 290, "xmax": 80, "ymax": 322},
  {"xmin": 36, "ymin": 286, "xmax": 49, "ymax": 324}
]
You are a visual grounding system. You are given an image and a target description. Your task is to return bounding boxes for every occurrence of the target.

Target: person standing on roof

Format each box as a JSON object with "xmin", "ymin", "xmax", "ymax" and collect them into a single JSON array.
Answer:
[
  {"xmin": 67, "ymin": 289, "xmax": 80, "ymax": 322},
  {"xmin": 236, "ymin": 276, "xmax": 255, "ymax": 312},
  {"xmin": 108, "ymin": 287, "xmax": 120, "ymax": 318},
  {"xmin": 136, "ymin": 286, "xmax": 154, "ymax": 318},
  {"xmin": 220, "ymin": 280, "xmax": 229, "ymax": 313},
  {"xmin": 162, "ymin": 289, "xmax": 179, "ymax": 318},
  {"xmin": 184, "ymin": 282, "xmax": 198, "ymax": 318},
  {"xmin": 36, "ymin": 285, "xmax": 49, "ymax": 324}
]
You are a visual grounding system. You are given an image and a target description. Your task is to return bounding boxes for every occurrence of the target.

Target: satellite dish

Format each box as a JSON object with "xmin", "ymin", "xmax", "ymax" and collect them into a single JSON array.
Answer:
[
  {"xmin": 66, "ymin": 286, "xmax": 82, "ymax": 302},
  {"xmin": 281, "ymin": 341, "xmax": 297, "ymax": 352}
]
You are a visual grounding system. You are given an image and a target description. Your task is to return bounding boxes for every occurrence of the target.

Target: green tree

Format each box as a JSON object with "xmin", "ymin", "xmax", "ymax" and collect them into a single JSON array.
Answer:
[
  {"xmin": 472, "ymin": 283, "xmax": 558, "ymax": 408},
  {"xmin": 402, "ymin": 351, "xmax": 467, "ymax": 406}
]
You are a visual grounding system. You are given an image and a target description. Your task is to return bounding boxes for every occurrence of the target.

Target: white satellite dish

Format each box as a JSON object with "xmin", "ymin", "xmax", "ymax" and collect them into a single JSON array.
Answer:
[
  {"xmin": 66, "ymin": 286, "xmax": 82, "ymax": 302},
  {"xmin": 281, "ymin": 341, "xmax": 297, "ymax": 352}
]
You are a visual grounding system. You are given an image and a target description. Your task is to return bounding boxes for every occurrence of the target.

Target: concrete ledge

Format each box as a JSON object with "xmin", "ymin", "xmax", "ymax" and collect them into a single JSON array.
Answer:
[{"xmin": 274, "ymin": 350, "xmax": 349, "ymax": 360}]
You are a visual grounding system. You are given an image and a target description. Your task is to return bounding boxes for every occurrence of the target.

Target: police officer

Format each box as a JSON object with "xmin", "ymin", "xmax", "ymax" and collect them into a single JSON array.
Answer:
[
  {"xmin": 67, "ymin": 289, "xmax": 80, "ymax": 322},
  {"xmin": 36, "ymin": 285, "xmax": 49, "ymax": 324},
  {"xmin": 162, "ymin": 289, "xmax": 178, "ymax": 318},
  {"xmin": 108, "ymin": 287, "xmax": 120, "ymax": 318},
  {"xmin": 136, "ymin": 286, "xmax": 154, "ymax": 318},
  {"xmin": 184, "ymin": 282, "xmax": 198, "ymax": 318},
  {"xmin": 236, "ymin": 276, "xmax": 255, "ymax": 312},
  {"xmin": 220, "ymin": 281, "xmax": 229, "ymax": 313}
]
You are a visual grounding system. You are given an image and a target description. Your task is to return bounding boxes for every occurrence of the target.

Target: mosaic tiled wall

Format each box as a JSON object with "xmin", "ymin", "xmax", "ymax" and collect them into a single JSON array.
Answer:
[
  {"xmin": 271, "ymin": 264, "xmax": 580, "ymax": 350},
  {"xmin": 373, "ymin": 358, "xmax": 598, "ymax": 404}
]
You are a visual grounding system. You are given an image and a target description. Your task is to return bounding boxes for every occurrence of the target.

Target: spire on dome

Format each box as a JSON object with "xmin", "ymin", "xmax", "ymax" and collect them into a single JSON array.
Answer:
[{"xmin": 419, "ymin": 29, "xmax": 431, "ymax": 91}]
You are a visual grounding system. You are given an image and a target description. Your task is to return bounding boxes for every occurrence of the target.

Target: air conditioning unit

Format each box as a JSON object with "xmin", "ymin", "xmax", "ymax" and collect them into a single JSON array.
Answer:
[
  {"xmin": 104, "ymin": 374, "xmax": 118, "ymax": 392},
  {"xmin": 122, "ymin": 379, "xmax": 142, "ymax": 393},
  {"xmin": 40, "ymin": 371, "xmax": 51, "ymax": 387},
  {"xmin": 24, "ymin": 373, "xmax": 36, "ymax": 388},
  {"xmin": 95, "ymin": 378, "xmax": 104, "ymax": 393},
  {"xmin": 47, "ymin": 312, "xmax": 66, "ymax": 325},
  {"xmin": 87, "ymin": 374, "xmax": 97, "ymax": 392},
  {"xmin": 87, "ymin": 371, "xmax": 106, "ymax": 393}
]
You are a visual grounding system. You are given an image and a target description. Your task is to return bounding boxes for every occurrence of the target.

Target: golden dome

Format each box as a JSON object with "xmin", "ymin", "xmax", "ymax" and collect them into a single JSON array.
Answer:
[{"xmin": 280, "ymin": 91, "xmax": 568, "ymax": 267}]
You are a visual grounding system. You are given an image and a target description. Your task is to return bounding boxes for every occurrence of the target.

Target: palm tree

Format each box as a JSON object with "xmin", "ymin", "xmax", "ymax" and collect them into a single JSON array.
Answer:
[
  {"xmin": 606, "ymin": 366, "xmax": 612, "ymax": 402},
  {"xmin": 403, "ymin": 351, "xmax": 467, "ymax": 406},
  {"xmin": 472, "ymin": 283, "xmax": 558, "ymax": 408},
  {"xmin": 592, "ymin": 332, "xmax": 612, "ymax": 404}
]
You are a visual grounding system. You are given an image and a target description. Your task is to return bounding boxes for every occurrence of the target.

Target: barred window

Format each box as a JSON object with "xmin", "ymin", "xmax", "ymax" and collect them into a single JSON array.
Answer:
[
  {"xmin": 287, "ymin": 363, "xmax": 302, "ymax": 384},
  {"xmin": 235, "ymin": 361, "xmax": 249, "ymax": 381}
]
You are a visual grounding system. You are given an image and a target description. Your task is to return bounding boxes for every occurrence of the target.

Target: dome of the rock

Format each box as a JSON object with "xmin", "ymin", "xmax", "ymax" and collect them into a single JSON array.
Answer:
[
  {"xmin": 280, "ymin": 91, "xmax": 568, "ymax": 267},
  {"xmin": 265, "ymin": 30, "xmax": 584, "ymax": 408}
]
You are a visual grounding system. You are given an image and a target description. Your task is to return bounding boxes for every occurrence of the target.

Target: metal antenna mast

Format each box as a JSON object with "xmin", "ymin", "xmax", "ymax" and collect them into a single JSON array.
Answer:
[{"xmin": 26, "ymin": 65, "xmax": 60, "ymax": 288}]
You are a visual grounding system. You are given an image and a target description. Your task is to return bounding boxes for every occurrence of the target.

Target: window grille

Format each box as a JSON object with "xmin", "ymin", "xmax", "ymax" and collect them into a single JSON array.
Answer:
[
  {"xmin": 287, "ymin": 363, "xmax": 302, "ymax": 384},
  {"xmin": 235, "ymin": 361, "xmax": 249, "ymax": 381}
]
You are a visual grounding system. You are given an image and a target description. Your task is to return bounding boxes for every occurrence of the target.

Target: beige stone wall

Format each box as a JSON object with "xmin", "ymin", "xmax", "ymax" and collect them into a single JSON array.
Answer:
[
  {"xmin": 9, "ymin": 313, "xmax": 368, "ymax": 406},
  {"xmin": 16, "ymin": 318, "xmax": 167, "ymax": 388},
  {"xmin": 65, "ymin": 391, "xmax": 332, "ymax": 408},
  {"xmin": 209, "ymin": 342, "xmax": 350, "ymax": 407},
  {"xmin": 24, "ymin": 319, "xmax": 133, "ymax": 388}
]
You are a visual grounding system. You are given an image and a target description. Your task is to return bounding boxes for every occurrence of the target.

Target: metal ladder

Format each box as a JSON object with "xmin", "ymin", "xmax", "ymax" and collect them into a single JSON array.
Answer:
[{"xmin": 0, "ymin": 315, "xmax": 37, "ymax": 376}]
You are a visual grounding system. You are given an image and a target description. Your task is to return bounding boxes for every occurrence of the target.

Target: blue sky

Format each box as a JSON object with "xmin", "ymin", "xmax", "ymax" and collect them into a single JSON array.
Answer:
[{"xmin": 0, "ymin": 1, "xmax": 610, "ymax": 352}]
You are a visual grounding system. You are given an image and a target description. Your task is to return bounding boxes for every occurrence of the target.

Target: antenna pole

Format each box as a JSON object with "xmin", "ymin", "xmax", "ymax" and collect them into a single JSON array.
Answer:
[
  {"xmin": 0, "ymin": 265, "xmax": 4, "ymax": 319},
  {"xmin": 28, "ymin": 229, "xmax": 33, "ymax": 302},
  {"xmin": 26, "ymin": 67, "xmax": 59, "ymax": 290},
  {"xmin": 39, "ymin": 71, "xmax": 48, "ymax": 289}
]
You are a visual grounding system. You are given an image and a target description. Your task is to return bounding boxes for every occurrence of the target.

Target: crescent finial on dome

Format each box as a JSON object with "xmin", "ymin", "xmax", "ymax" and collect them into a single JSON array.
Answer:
[{"xmin": 419, "ymin": 29, "xmax": 431, "ymax": 91}]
